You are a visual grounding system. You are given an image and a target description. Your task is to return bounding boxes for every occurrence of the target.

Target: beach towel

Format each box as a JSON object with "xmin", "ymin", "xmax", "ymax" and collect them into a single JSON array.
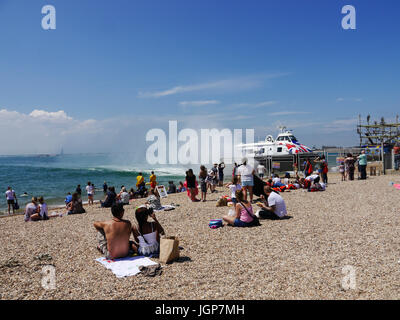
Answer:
[
  {"xmin": 393, "ymin": 183, "xmax": 400, "ymax": 190},
  {"xmin": 154, "ymin": 205, "xmax": 175, "ymax": 212},
  {"xmin": 95, "ymin": 255, "xmax": 158, "ymax": 278}
]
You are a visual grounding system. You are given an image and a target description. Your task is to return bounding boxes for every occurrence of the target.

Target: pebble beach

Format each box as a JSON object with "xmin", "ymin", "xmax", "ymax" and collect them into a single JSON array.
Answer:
[{"xmin": 1, "ymin": 173, "xmax": 400, "ymax": 300}]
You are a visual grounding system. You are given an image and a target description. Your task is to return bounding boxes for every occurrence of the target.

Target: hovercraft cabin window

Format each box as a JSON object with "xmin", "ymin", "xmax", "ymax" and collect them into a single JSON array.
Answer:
[{"xmin": 277, "ymin": 147, "xmax": 282, "ymax": 152}]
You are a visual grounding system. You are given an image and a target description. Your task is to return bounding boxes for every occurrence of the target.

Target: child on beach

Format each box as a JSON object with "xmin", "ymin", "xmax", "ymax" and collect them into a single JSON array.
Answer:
[
  {"xmin": 177, "ymin": 181, "xmax": 186, "ymax": 193},
  {"xmin": 94, "ymin": 203, "xmax": 137, "ymax": 259},
  {"xmin": 339, "ymin": 162, "xmax": 345, "ymax": 181},
  {"xmin": 225, "ymin": 176, "xmax": 242, "ymax": 207}
]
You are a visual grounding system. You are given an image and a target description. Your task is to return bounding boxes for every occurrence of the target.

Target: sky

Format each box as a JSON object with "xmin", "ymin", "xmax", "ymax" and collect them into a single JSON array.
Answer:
[{"xmin": 0, "ymin": 0, "xmax": 399, "ymax": 156}]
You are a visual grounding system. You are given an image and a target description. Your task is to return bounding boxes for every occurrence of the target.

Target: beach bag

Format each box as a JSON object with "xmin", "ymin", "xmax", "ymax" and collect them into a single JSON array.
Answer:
[
  {"xmin": 159, "ymin": 236, "xmax": 180, "ymax": 264},
  {"xmin": 13, "ymin": 201, "xmax": 20, "ymax": 210},
  {"xmin": 209, "ymin": 219, "xmax": 223, "ymax": 229}
]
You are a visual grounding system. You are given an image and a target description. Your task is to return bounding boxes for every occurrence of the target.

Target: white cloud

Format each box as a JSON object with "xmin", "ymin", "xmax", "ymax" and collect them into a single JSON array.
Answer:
[
  {"xmin": 138, "ymin": 73, "xmax": 289, "ymax": 98},
  {"xmin": 234, "ymin": 101, "xmax": 277, "ymax": 108},
  {"xmin": 29, "ymin": 109, "xmax": 72, "ymax": 121},
  {"xmin": 268, "ymin": 111, "xmax": 311, "ymax": 116},
  {"xmin": 179, "ymin": 100, "xmax": 220, "ymax": 107},
  {"xmin": 336, "ymin": 97, "xmax": 363, "ymax": 102}
]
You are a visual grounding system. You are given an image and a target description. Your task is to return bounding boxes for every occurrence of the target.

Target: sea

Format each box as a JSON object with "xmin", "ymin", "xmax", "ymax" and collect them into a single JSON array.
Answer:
[{"xmin": 0, "ymin": 153, "xmax": 187, "ymax": 215}]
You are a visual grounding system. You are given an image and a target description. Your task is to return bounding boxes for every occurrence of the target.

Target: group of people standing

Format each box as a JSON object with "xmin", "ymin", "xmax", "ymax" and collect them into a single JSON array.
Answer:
[{"xmin": 338, "ymin": 150, "xmax": 367, "ymax": 181}]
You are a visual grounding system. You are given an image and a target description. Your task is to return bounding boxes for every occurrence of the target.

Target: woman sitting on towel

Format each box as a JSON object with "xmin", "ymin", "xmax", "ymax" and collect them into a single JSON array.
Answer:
[
  {"xmin": 132, "ymin": 205, "xmax": 165, "ymax": 256},
  {"xmin": 146, "ymin": 188, "xmax": 162, "ymax": 211},
  {"xmin": 67, "ymin": 192, "xmax": 86, "ymax": 214},
  {"xmin": 222, "ymin": 189, "xmax": 256, "ymax": 227}
]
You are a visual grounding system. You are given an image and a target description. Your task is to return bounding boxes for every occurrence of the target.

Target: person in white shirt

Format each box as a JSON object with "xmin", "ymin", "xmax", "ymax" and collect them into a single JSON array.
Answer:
[
  {"xmin": 86, "ymin": 181, "xmax": 94, "ymax": 205},
  {"xmin": 5, "ymin": 186, "xmax": 17, "ymax": 215},
  {"xmin": 272, "ymin": 175, "xmax": 281, "ymax": 185},
  {"xmin": 118, "ymin": 187, "xmax": 130, "ymax": 205},
  {"xmin": 237, "ymin": 157, "xmax": 255, "ymax": 203},
  {"xmin": 38, "ymin": 196, "xmax": 49, "ymax": 220},
  {"xmin": 256, "ymin": 186, "xmax": 287, "ymax": 220},
  {"xmin": 257, "ymin": 164, "xmax": 266, "ymax": 179},
  {"xmin": 225, "ymin": 176, "xmax": 242, "ymax": 208}
]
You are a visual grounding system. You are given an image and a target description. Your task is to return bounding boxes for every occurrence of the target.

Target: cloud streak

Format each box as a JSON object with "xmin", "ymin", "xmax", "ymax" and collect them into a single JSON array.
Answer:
[
  {"xmin": 179, "ymin": 100, "xmax": 220, "ymax": 107},
  {"xmin": 138, "ymin": 73, "xmax": 290, "ymax": 98}
]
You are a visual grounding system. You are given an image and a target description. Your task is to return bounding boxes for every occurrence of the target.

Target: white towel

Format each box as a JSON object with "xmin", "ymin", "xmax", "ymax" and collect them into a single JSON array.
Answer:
[{"xmin": 95, "ymin": 255, "xmax": 157, "ymax": 278}]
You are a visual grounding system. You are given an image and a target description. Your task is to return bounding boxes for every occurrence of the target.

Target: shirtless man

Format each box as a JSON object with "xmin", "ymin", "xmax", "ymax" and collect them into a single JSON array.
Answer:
[{"xmin": 94, "ymin": 203, "xmax": 137, "ymax": 259}]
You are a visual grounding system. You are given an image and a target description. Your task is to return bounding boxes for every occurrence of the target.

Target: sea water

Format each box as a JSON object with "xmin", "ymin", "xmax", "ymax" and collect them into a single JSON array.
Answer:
[{"xmin": 0, "ymin": 153, "xmax": 186, "ymax": 215}]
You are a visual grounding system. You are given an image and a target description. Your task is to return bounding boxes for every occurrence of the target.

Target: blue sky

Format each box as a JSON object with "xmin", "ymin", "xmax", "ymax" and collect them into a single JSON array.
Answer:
[{"xmin": 0, "ymin": 0, "xmax": 399, "ymax": 154}]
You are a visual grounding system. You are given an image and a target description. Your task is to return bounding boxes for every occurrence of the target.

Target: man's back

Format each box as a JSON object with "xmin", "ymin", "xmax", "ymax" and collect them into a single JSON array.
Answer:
[{"xmin": 102, "ymin": 219, "xmax": 131, "ymax": 259}]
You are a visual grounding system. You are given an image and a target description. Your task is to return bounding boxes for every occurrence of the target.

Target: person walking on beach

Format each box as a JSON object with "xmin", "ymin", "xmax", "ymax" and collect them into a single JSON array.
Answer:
[
  {"xmin": 5, "ymin": 186, "xmax": 17, "ymax": 215},
  {"xmin": 315, "ymin": 155, "xmax": 328, "ymax": 184},
  {"xmin": 186, "ymin": 169, "xmax": 200, "ymax": 202},
  {"xmin": 238, "ymin": 157, "xmax": 255, "ymax": 203},
  {"xmin": 357, "ymin": 150, "xmax": 367, "ymax": 180},
  {"xmin": 94, "ymin": 203, "xmax": 137, "ymax": 259},
  {"xmin": 199, "ymin": 165, "xmax": 208, "ymax": 202},
  {"xmin": 86, "ymin": 181, "xmax": 94, "ymax": 205},
  {"xmin": 345, "ymin": 154, "xmax": 356, "ymax": 181},
  {"xmin": 149, "ymin": 171, "xmax": 157, "ymax": 189},
  {"xmin": 218, "ymin": 162, "xmax": 225, "ymax": 186}
]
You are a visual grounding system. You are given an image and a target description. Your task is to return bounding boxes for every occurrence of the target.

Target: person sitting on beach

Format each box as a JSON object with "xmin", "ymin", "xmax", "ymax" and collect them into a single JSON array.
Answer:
[
  {"xmin": 118, "ymin": 187, "xmax": 130, "ymax": 205},
  {"xmin": 167, "ymin": 181, "xmax": 177, "ymax": 194},
  {"xmin": 101, "ymin": 187, "xmax": 117, "ymax": 208},
  {"xmin": 146, "ymin": 188, "xmax": 163, "ymax": 211},
  {"xmin": 199, "ymin": 165, "xmax": 208, "ymax": 202},
  {"xmin": 5, "ymin": 186, "xmax": 17, "ymax": 215},
  {"xmin": 186, "ymin": 169, "xmax": 200, "ymax": 202},
  {"xmin": 222, "ymin": 189, "xmax": 257, "ymax": 227},
  {"xmin": 38, "ymin": 196, "xmax": 49, "ymax": 220},
  {"xmin": 177, "ymin": 181, "xmax": 186, "ymax": 193},
  {"xmin": 225, "ymin": 176, "xmax": 241, "ymax": 207},
  {"xmin": 94, "ymin": 203, "xmax": 137, "ymax": 259},
  {"xmin": 66, "ymin": 192, "xmax": 86, "ymax": 214},
  {"xmin": 65, "ymin": 192, "xmax": 73, "ymax": 206},
  {"xmin": 131, "ymin": 205, "xmax": 165, "ymax": 256},
  {"xmin": 129, "ymin": 188, "xmax": 136, "ymax": 199},
  {"xmin": 24, "ymin": 197, "xmax": 41, "ymax": 222},
  {"xmin": 255, "ymin": 186, "xmax": 287, "ymax": 220}
]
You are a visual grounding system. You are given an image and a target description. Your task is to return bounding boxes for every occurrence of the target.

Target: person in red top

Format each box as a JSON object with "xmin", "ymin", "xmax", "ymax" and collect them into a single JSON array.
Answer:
[{"xmin": 394, "ymin": 143, "xmax": 400, "ymax": 170}]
